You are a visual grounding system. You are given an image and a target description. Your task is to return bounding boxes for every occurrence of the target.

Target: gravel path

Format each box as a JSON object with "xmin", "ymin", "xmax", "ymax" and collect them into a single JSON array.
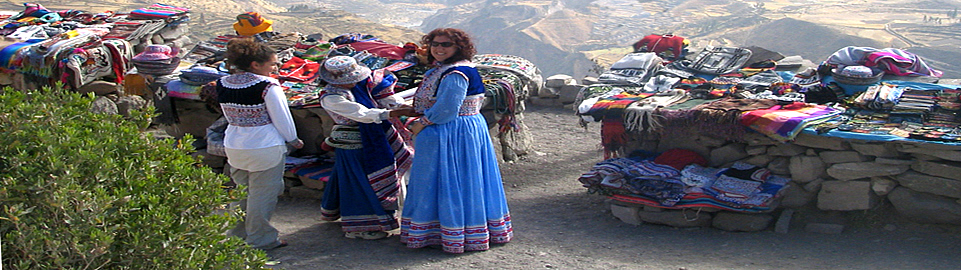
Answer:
[{"xmin": 266, "ymin": 104, "xmax": 961, "ymax": 270}]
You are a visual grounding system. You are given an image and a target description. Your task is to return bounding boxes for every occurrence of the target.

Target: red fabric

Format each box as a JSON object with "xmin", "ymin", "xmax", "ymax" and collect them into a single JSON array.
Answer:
[
  {"xmin": 654, "ymin": 148, "xmax": 708, "ymax": 171},
  {"xmin": 276, "ymin": 57, "xmax": 320, "ymax": 83},
  {"xmin": 342, "ymin": 41, "xmax": 409, "ymax": 60},
  {"xmin": 601, "ymin": 119, "xmax": 627, "ymax": 159},
  {"xmin": 633, "ymin": 34, "xmax": 685, "ymax": 59}
]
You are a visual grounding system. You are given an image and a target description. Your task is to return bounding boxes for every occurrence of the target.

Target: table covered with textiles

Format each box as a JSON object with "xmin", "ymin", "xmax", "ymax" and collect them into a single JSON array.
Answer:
[
  {"xmin": 0, "ymin": 2, "xmax": 190, "ymax": 90},
  {"xmin": 574, "ymin": 44, "xmax": 958, "ymax": 214}
]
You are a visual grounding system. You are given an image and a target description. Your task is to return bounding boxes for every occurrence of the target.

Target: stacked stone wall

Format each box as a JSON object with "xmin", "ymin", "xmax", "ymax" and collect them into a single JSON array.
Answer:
[{"xmin": 611, "ymin": 131, "xmax": 961, "ymax": 232}]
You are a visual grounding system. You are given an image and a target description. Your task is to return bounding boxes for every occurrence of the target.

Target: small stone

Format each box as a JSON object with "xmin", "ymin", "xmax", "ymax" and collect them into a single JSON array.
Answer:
[
  {"xmin": 775, "ymin": 209, "xmax": 795, "ymax": 234},
  {"xmin": 611, "ymin": 204, "xmax": 642, "ymax": 225},
  {"xmin": 883, "ymin": 224, "xmax": 897, "ymax": 231}
]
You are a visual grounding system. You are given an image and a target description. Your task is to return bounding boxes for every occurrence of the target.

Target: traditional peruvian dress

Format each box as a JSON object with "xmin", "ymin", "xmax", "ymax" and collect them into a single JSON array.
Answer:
[
  {"xmin": 400, "ymin": 60, "xmax": 513, "ymax": 253},
  {"xmin": 319, "ymin": 69, "xmax": 413, "ymax": 233}
]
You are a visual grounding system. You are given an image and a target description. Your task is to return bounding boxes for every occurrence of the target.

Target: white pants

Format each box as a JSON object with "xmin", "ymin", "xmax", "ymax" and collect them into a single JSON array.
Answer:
[{"xmin": 227, "ymin": 158, "xmax": 286, "ymax": 249}]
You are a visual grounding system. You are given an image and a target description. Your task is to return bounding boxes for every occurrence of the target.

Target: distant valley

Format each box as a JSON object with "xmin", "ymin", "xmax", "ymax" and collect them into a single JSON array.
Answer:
[{"xmin": 10, "ymin": 0, "xmax": 961, "ymax": 78}]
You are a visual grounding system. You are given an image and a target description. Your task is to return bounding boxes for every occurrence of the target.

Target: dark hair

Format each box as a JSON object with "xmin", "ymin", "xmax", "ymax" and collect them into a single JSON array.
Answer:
[
  {"xmin": 225, "ymin": 38, "xmax": 274, "ymax": 72},
  {"xmin": 421, "ymin": 28, "xmax": 476, "ymax": 64}
]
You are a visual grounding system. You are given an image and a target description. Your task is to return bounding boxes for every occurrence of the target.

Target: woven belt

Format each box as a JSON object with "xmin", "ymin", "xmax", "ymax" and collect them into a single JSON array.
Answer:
[{"xmin": 325, "ymin": 125, "xmax": 362, "ymax": 149}]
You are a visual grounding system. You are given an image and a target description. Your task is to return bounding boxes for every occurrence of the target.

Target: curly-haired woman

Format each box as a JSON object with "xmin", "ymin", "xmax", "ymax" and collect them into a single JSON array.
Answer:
[
  {"xmin": 400, "ymin": 28, "xmax": 513, "ymax": 253},
  {"xmin": 218, "ymin": 37, "xmax": 302, "ymax": 250}
]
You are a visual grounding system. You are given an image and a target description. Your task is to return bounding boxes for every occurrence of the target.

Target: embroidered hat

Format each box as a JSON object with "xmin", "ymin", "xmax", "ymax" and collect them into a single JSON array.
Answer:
[
  {"xmin": 132, "ymin": 44, "xmax": 176, "ymax": 62},
  {"xmin": 232, "ymin": 12, "xmax": 273, "ymax": 36},
  {"xmin": 832, "ymin": 65, "xmax": 882, "ymax": 85},
  {"xmin": 319, "ymin": 56, "xmax": 371, "ymax": 85}
]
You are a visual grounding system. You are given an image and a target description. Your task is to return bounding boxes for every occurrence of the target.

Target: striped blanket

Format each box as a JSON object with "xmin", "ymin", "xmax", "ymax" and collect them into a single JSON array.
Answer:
[
  {"xmin": 739, "ymin": 102, "xmax": 842, "ymax": 141},
  {"xmin": 129, "ymin": 3, "xmax": 189, "ymax": 19}
]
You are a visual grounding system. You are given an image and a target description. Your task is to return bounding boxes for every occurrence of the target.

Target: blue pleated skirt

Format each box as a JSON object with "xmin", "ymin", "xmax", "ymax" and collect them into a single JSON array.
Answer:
[{"xmin": 400, "ymin": 114, "xmax": 512, "ymax": 253}]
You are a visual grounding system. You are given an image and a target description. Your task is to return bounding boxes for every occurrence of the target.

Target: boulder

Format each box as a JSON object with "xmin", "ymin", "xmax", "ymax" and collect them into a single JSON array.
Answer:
[
  {"xmin": 789, "ymin": 155, "xmax": 826, "ymax": 183},
  {"xmin": 793, "ymin": 133, "xmax": 848, "ymax": 150},
  {"xmin": 90, "ymin": 96, "xmax": 118, "ymax": 115},
  {"xmin": 741, "ymin": 154, "xmax": 775, "ymax": 167},
  {"xmin": 767, "ymin": 143, "xmax": 807, "ymax": 156},
  {"xmin": 874, "ymin": 157, "xmax": 915, "ymax": 166},
  {"xmin": 826, "ymin": 162, "xmax": 909, "ymax": 180},
  {"xmin": 558, "ymin": 84, "xmax": 583, "ymax": 104},
  {"xmin": 779, "ymin": 182, "xmax": 816, "ymax": 208},
  {"xmin": 849, "ymin": 142, "xmax": 900, "ymax": 157},
  {"xmin": 897, "ymin": 143, "xmax": 961, "ymax": 161},
  {"xmin": 78, "ymin": 80, "xmax": 121, "ymax": 96},
  {"xmin": 910, "ymin": 160, "xmax": 961, "ymax": 181},
  {"xmin": 817, "ymin": 180, "xmax": 879, "ymax": 210},
  {"xmin": 870, "ymin": 176, "xmax": 898, "ymax": 196},
  {"xmin": 818, "ymin": 151, "xmax": 870, "ymax": 164},
  {"xmin": 894, "ymin": 171, "xmax": 961, "ymax": 199},
  {"xmin": 709, "ymin": 143, "xmax": 748, "ymax": 167},
  {"xmin": 775, "ymin": 209, "xmax": 795, "ymax": 234},
  {"xmin": 544, "ymin": 74, "xmax": 575, "ymax": 88},
  {"xmin": 115, "ymin": 95, "xmax": 148, "ymax": 118},
  {"xmin": 888, "ymin": 187, "xmax": 961, "ymax": 225},
  {"xmin": 610, "ymin": 204, "xmax": 642, "ymax": 225},
  {"xmin": 637, "ymin": 209, "xmax": 713, "ymax": 227},
  {"xmin": 581, "ymin": 76, "xmax": 599, "ymax": 85},
  {"xmin": 766, "ymin": 157, "xmax": 791, "ymax": 175},
  {"xmin": 745, "ymin": 145, "xmax": 767, "ymax": 155}
]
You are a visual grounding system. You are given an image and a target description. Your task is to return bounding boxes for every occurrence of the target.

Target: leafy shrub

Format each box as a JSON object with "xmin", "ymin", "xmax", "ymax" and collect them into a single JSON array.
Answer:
[{"xmin": 0, "ymin": 86, "xmax": 270, "ymax": 269}]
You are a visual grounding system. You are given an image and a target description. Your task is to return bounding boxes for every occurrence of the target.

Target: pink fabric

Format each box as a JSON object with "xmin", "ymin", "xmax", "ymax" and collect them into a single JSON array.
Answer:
[{"xmin": 341, "ymin": 41, "xmax": 408, "ymax": 60}]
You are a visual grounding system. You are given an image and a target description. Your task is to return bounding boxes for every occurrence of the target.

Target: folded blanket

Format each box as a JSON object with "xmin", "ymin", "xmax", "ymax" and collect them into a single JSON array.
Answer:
[{"xmin": 740, "ymin": 102, "xmax": 843, "ymax": 141}]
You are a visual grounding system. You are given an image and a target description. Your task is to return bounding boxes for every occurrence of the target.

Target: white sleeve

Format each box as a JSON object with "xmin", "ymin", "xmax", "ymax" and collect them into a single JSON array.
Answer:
[
  {"xmin": 376, "ymin": 93, "xmax": 406, "ymax": 109},
  {"xmin": 263, "ymin": 84, "xmax": 300, "ymax": 142},
  {"xmin": 321, "ymin": 93, "xmax": 391, "ymax": 124}
]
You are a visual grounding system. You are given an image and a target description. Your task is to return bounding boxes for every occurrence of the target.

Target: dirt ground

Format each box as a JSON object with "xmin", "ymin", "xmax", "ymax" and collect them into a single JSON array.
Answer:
[{"xmin": 265, "ymin": 104, "xmax": 961, "ymax": 270}]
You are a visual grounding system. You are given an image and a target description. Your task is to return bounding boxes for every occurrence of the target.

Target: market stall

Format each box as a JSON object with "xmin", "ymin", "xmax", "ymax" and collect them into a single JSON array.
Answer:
[{"xmin": 576, "ymin": 37, "xmax": 961, "ymax": 230}]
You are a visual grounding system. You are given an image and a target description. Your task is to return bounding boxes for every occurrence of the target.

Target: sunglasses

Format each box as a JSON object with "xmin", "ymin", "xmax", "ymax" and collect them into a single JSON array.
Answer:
[{"xmin": 429, "ymin": 41, "xmax": 455, "ymax": 48}]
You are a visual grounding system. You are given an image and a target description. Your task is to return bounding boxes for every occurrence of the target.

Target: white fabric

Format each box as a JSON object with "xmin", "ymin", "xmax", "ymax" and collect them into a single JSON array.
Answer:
[
  {"xmin": 226, "ymin": 145, "xmax": 287, "ymax": 172},
  {"xmin": 223, "ymin": 83, "xmax": 299, "ymax": 149},
  {"xmin": 610, "ymin": 52, "xmax": 660, "ymax": 70},
  {"xmin": 320, "ymin": 90, "xmax": 394, "ymax": 124}
]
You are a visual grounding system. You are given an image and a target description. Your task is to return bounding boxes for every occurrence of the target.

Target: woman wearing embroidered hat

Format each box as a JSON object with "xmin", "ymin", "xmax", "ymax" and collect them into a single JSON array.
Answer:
[
  {"xmin": 318, "ymin": 55, "xmax": 420, "ymax": 240},
  {"xmin": 218, "ymin": 37, "xmax": 302, "ymax": 250},
  {"xmin": 400, "ymin": 28, "xmax": 513, "ymax": 253},
  {"xmin": 233, "ymin": 12, "xmax": 273, "ymax": 37}
]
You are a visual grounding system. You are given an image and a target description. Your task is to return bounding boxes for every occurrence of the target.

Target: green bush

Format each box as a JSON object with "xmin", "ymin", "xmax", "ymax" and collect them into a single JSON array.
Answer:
[{"xmin": 0, "ymin": 86, "xmax": 270, "ymax": 269}]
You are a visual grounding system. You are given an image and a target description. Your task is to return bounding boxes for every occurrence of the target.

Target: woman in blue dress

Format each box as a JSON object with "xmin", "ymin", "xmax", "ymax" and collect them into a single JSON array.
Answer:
[{"xmin": 400, "ymin": 28, "xmax": 513, "ymax": 253}]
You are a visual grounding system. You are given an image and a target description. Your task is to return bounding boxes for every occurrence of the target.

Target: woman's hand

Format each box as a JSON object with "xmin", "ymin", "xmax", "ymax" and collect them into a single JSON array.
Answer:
[{"xmin": 288, "ymin": 139, "xmax": 304, "ymax": 149}]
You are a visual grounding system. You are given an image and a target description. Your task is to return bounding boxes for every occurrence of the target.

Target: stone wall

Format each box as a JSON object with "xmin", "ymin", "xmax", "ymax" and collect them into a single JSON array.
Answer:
[{"xmin": 610, "ymin": 130, "xmax": 961, "ymax": 233}]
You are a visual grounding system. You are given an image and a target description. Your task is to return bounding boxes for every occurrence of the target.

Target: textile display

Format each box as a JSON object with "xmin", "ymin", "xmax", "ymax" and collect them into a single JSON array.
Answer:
[
  {"xmin": 739, "ymin": 102, "xmax": 843, "ymax": 141},
  {"xmin": 580, "ymin": 158, "xmax": 789, "ymax": 212}
]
